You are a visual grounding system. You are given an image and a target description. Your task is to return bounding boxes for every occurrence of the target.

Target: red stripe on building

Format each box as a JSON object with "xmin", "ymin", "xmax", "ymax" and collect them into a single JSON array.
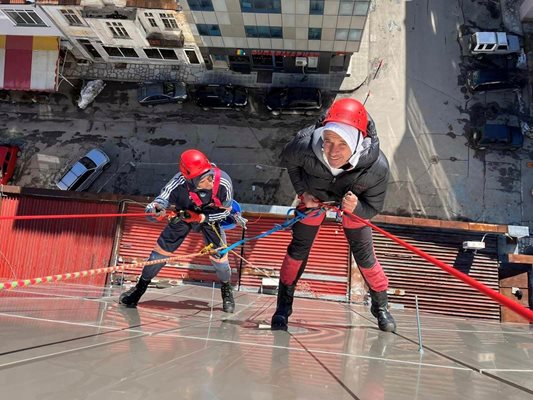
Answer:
[{"xmin": 3, "ymin": 36, "xmax": 32, "ymax": 90}]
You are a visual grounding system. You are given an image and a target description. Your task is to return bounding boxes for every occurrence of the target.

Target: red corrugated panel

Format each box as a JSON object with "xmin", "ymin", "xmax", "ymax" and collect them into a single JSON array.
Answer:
[
  {"xmin": 0, "ymin": 195, "xmax": 118, "ymax": 287},
  {"xmin": 373, "ymin": 224, "xmax": 501, "ymax": 320},
  {"xmin": 240, "ymin": 217, "xmax": 350, "ymax": 300},
  {"xmin": 3, "ymin": 36, "xmax": 32, "ymax": 90},
  {"xmin": 119, "ymin": 204, "xmax": 243, "ymax": 285}
]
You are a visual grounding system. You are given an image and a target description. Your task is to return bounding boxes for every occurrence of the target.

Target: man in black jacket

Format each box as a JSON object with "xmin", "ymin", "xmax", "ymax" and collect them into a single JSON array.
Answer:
[{"xmin": 272, "ymin": 98, "xmax": 396, "ymax": 332}]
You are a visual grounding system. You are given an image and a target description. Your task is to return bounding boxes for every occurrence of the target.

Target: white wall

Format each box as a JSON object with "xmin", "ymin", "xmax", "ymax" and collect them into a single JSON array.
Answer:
[
  {"xmin": 41, "ymin": 6, "xmax": 97, "ymax": 39},
  {"xmin": 0, "ymin": 5, "xmax": 63, "ymax": 37}
]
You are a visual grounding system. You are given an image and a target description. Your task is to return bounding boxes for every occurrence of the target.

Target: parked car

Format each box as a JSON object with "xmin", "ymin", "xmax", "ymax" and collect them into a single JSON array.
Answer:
[
  {"xmin": 471, "ymin": 123, "xmax": 524, "ymax": 151},
  {"xmin": 195, "ymin": 84, "xmax": 248, "ymax": 110},
  {"xmin": 137, "ymin": 81, "xmax": 187, "ymax": 105},
  {"xmin": 469, "ymin": 32, "xmax": 521, "ymax": 56},
  {"xmin": 0, "ymin": 145, "xmax": 20, "ymax": 185},
  {"xmin": 56, "ymin": 148, "xmax": 110, "ymax": 191},
  {"xmin": 466, "ymin": 68, "xmax": 525, "ymax": 92},
  {"xmin": 265, "ymin": 87, "xmax": 322, "ymax": 115}
]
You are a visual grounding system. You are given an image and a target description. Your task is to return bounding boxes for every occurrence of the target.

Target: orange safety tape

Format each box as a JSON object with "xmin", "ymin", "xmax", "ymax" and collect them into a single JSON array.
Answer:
[{"xmin": 0, "ymin": 246, "xmax": 218, "ymax": 291}]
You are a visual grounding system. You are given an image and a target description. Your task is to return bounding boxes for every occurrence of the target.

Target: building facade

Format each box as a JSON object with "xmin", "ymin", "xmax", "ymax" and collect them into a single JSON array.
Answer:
[
  {"xmin": 180, "ymin": 0, "xmax": 370, "ymax": 75},
  {"xmin": 38, "ymin": 0, "xmax": 204, "ymax": 67},
  {"xmin": 0, "ymin": 4, "xmax": 63, "ymax": 91}
]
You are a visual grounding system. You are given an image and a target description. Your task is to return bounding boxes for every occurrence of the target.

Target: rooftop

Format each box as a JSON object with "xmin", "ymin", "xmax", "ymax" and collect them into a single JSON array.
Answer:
[{"xmin": 1, "ymin": 283, "xmax": 532, "ymax": 399}]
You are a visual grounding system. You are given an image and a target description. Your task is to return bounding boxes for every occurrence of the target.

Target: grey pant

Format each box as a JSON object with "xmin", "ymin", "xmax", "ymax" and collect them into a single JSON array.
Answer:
[{"xmin": 141, "ymin": 220, "xmax": 231, "ymax": 282}]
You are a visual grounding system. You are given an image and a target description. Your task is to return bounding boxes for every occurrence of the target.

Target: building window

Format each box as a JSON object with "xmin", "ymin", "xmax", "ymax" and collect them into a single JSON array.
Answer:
[
  {"xmin": 335, "ymin": 29, "xmax": 348, "ymax": 40},
  {"xmin": 308, "ymin": 27, "xmax": 322, "ymax": 40},
  {"xmin": 160, "ymin": 13, "xmax": 178, "ymax": 29},
  {"xmin": 339, "ymin": 0, "xmax": 354, "ymax": 15},
  {"xmin": 228, "ymin": 55, "xmax": 249, "ymax": 64},
  {"xmin": 145, "ymin": 12, "xmax": 158, "ymax": 27},
  {"xmin": 60, "ymin": 9, "xmax": 83, "ymax": 26},
  {"xmin": 309, "ymin": 0, "xmax": 324, "ymax": 15},
  {"xmin": 335, "ymin": 28, "xmax": 362, "ymax": 41},
  {"xmin": 3, "ymin": 9, "xmax": 46, "ymax": 26},
  {"xmin": 187, "ymin": 0, "xmax": 214, "ymax": 11},
  {"xmin": 143, "ymin": 48, "xmax": 178, "ymax": 59},
  {"xmin": 106, "ymin": 22, "xmax": 129, "ymax": 38},
  {"xmin": 348, "ymin": 29, "xmax": 362, "ymax": 40},
  {"xmin": 244, "ymin": 25, "xmax": 282, "ymax": 38},
  {"xmin": 252, "ymin": 54, "xmax": 273, "ymax": 67},
  {"xmin": 354, "ymin": 2, "xmax": 370, "ymax": 15},
  {"xmin": 339, "ymin": 0, "xmax": 370, "ymax": 16},
  {"xmin": 103, "ymin": 46, "xmax": 139, "ymax": 58},
  {"xmin": 196, "ymin": 24, "xmax": 221, "ymax": 36},
  {"xmin": 240, "ymin": 0, "xmax": 281, "ymax": 13},
  {"xmin": 185, "ymin": 49, "xmax": 200, "ymax": 64},
  {"xmin": 78, "ymin": 39, "xmax": 102, "ymax": 59}
]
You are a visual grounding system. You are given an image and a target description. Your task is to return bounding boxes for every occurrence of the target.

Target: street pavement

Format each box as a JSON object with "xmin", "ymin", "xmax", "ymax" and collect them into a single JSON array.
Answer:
[
  {"xmin": 0, "ymin": 84, "xmax": 330, "ymax": 206},
  {"xmin": 0, "ymin": 0, "xmax": 531, "ymax": 229}
]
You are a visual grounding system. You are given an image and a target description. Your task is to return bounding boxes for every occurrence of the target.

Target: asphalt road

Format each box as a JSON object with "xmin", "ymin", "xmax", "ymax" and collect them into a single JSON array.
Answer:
[{"xmin": 0, "ymin": 83, "xmax": 333, "ymax": 206}]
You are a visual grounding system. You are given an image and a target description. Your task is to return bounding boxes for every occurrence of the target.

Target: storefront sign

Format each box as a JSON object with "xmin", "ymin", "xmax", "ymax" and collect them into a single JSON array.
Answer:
[{"xmin": 251, "ymin": 50, "xmax": 320, "ymax": 57}]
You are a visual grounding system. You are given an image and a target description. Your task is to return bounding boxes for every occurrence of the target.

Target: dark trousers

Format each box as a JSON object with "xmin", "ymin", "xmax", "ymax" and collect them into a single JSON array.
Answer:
[
  {"xmin": 141, "ymin": 220, "xmax": 229, "ymax": 281},
  {"xmin": 279, "ymin": 209, "xmax": 388, "ymax": 292}
]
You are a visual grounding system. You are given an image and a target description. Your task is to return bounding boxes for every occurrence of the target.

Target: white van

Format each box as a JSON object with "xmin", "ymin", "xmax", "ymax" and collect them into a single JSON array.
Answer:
[{"xmin": 469, "ymin": 32, "xmax": 521, "ymax": 56}]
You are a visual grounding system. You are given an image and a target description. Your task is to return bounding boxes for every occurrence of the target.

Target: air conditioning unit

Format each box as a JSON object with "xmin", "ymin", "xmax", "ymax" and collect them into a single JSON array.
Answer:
[
  {"xmin": 295, "ymin": 57, "xmax": 307, "ymax": 67},
  {"xmin": 463, "ymin": 241, "xmax": 486, "ymax": 250}
]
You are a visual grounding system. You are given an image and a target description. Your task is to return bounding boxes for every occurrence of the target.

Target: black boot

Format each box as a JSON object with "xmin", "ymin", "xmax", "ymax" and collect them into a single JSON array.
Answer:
[
  {"xmin": 221, "ymin": 282, "xmax": 235, "ymax": 313},
  {"xmin": 119, "ymin": 278, "xmax": 151, "ymax": 308},
  {"xmin": 369, "ymin": 289, "xmax": 396, "ymax": 332},
  {"xmin": 271, "ymin": 283, "xmax": 295, "ymax": 331}
]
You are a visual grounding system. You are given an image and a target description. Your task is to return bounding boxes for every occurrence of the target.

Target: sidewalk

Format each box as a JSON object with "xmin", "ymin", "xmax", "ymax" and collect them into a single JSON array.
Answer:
[{"xmin": 500, "ymin": 0, "xmax": 524, "ymax": 34}]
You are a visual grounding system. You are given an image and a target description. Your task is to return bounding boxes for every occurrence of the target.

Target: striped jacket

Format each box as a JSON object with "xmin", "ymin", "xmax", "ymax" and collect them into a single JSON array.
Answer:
[{"xmin": 153, "ymin": 170, "xmax": 233, "ymax": 224}]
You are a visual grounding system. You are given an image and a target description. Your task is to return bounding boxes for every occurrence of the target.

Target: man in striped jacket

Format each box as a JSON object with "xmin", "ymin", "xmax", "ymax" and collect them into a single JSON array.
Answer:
[{"xmin": 119, "ymin": 149, "xmax": 236, "ymax": 312}]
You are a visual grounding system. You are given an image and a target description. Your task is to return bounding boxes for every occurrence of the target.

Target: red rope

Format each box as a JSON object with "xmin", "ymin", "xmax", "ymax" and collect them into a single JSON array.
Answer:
[
  {"xmin": 0, "ymin": 213, "xmax": 148, "ymax": 221},
  {"xmin": 321, "ymin": 203, "xmax": 533, "ymax": 323}
]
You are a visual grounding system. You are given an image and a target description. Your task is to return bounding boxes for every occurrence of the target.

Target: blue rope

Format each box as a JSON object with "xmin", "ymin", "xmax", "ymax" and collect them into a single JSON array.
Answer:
[{"xmin": 217, "ymin": 208, "xmax": 323, "ymax": 256}]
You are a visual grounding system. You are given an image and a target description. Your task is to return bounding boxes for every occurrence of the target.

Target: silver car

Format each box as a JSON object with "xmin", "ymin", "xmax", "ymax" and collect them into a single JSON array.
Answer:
[
  {"xmin": 137, "ymin": 81, "xmax": 188, "ymax": 105},
  {"xmin": 56, "ymin": 149, "xmax": 110, "ymax": 191}
]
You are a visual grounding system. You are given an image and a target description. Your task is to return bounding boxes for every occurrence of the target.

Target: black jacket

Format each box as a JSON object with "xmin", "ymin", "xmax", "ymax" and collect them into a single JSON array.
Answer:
[
  {"xmin": 280, "ymin": 119, "xmax": 389, "ymax": 219},
  {"xmin": 154, "ymin": 170, "xmax": 233, "ymax": 223}
]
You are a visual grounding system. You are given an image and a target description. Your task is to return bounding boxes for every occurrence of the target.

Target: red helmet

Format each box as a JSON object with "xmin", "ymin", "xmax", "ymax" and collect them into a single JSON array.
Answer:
[
  {"xmin": 179, "ymin": 149, "xmax": 211, "ymax": 180},
  {"xmin": 323, "ymin": 98, "xmax": 368, "ymax": 135}
]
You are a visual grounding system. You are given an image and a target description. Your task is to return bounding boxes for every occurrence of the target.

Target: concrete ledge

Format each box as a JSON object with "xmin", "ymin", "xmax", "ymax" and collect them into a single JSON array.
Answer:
[
  {"xmin": 2, "ymin": 186, "xmax": 509, "ymax": 234},
  {"xmin": 507, "ymin": 253, "xmax": 533, "ymax": 264},
  {"xmin": 372, "ymin": 214, "xmax": 507, "ymax": 233}
]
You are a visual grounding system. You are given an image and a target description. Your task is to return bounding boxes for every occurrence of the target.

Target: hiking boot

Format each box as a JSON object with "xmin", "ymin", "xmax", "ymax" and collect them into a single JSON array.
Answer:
[
  {"xmin": 119, "ymin": 278, "xmax": 150, "ymax": 308},
  {"xmin": 221, "ymin": 282, "xmax": 235, "ymax": 313},
  {"xmin": 369, "ymin": 289, "xmax": 397, "ymax": 332},
  {"xmin": 271, "ymin": 283, "xmax": 295, "ymax": 331}
]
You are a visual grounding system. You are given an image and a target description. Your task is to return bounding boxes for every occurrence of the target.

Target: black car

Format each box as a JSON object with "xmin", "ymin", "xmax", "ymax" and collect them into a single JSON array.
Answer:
[
  {"xmin": 265, "ymin": 87, "xmax": 322, "ymax": 115},
  {"xmin": 466, "ymin": 68, "xmax": 525, "ymax": 92},
  {"xmin": 195, "ymin": 84, "xmax": 248, "ymax": 110},
  {"xmin": 137, "ymin": 81, "xmax": 188, "ymax": 105},
  {"xmin": 471, "ymin": 123, "xmax": 524, "ymax": 151}
]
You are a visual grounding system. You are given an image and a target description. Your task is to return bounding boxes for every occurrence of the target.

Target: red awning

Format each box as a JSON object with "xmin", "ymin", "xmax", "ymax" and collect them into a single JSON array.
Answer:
[{"xmin": 0, "ymin": 35, "xmax": 59, "ymax": 91}]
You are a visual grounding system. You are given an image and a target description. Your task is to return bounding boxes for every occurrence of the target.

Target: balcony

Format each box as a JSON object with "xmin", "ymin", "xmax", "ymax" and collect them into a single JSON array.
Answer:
[{"xmin": 146, "ymin": 31, "xmax": 184, "ymax": 48}]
